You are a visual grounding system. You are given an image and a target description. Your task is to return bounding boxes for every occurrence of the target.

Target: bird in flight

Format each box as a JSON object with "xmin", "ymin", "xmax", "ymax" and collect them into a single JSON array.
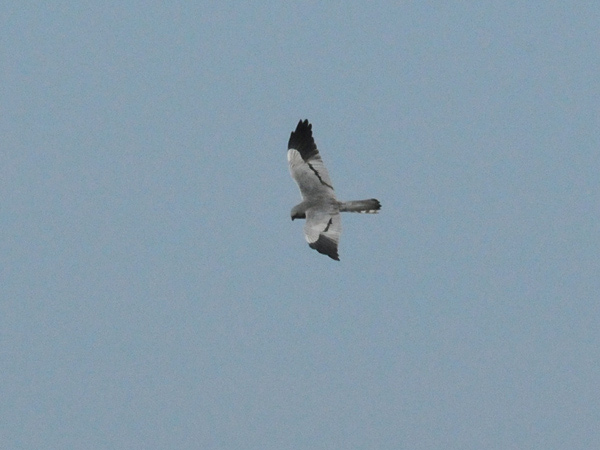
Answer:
[{"xmin": 287, "ymin": 120, "xmax": 381, "ymax": 260}]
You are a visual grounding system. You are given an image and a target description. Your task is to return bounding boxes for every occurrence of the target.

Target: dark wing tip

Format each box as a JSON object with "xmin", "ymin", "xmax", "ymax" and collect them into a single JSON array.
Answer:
[
  {"xmin": 309, "ymin": 234, "xmax": 340, "ymax": 261},
  {"xmin": 288, "ymin": 119, "xmax": 318, "ymax": 161}
]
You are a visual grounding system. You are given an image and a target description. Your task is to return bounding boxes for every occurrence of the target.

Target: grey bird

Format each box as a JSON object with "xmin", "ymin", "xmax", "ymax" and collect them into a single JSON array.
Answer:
[{"xmin": 287, "ymin": 120, "xmax": 381, "ymax": 260}]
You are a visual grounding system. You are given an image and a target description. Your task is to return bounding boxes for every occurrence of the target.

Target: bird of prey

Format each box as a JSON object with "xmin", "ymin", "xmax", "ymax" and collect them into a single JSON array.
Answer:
[{"xmin": 287, "ymin": 119, "xmax": 381, "ymax": 260}]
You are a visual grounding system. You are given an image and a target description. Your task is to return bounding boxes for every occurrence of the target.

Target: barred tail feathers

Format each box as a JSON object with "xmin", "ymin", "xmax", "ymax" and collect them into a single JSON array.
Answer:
[{"xmin": 339, "ymin": 199, "xmax": 381, "ymax": 213}]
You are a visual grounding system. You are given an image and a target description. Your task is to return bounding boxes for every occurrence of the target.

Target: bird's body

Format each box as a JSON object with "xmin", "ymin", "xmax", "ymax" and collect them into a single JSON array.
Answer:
[{"xmin": 287, "ymin": 120, "xmax": 381, "ymax": 260}]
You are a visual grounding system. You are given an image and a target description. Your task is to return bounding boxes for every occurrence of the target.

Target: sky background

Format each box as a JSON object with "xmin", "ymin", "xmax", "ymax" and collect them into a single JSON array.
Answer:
[{"xmin": 1, "ymin": 2, "xmax": 599, "ymax": 449}]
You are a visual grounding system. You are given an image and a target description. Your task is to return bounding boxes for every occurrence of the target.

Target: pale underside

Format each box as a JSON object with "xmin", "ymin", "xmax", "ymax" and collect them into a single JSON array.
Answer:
[{"xmin": 288, "ymin": 148, "xmax": 342, "ymax": 259}]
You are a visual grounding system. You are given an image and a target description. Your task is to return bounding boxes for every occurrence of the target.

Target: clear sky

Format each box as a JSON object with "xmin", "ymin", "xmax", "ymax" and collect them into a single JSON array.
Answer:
[{"xmin": 2, "ymin": 2, "xmax": 599, "ymax": 449}]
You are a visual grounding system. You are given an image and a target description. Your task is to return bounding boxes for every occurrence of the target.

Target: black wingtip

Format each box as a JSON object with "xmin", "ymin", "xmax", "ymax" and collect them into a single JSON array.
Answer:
[
  {"xmin": 288, "ymin": 119, "xmax": 318, "ymax": 161},
  {"xmin": 309, "ymin": 234, "xmax": 340, "ymax": 261}
]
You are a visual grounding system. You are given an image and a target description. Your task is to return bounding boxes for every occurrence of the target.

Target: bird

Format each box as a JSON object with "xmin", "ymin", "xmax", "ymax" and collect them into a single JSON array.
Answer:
[{"xmin": 287, "ymin": 119, "xmax": 381, "ymax": 260}]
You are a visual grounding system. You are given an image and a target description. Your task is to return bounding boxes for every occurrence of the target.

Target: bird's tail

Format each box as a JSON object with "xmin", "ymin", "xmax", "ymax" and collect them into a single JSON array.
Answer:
[{"xmin": 339, "ymin": 199, "xmax": 381, "ymax": 213}]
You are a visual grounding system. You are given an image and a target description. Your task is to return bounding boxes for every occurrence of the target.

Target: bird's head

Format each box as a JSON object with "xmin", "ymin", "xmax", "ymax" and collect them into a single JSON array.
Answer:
[{"xmin": 290, "ymin": 205, "xmax": 306, "ymax": 221}]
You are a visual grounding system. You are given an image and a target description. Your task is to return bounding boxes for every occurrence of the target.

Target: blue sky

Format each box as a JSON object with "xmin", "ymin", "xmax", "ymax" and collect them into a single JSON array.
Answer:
[{"xmin": 2, "ymin": 2, "xmax": 599, "ymax": 449}]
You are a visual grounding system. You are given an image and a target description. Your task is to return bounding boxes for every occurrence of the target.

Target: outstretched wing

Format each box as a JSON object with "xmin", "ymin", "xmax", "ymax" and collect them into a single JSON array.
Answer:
[
  {"xmin": 288, "ymin": 120, "xmax": 336, "ymax": 200},
  {"xmin": 304, "ymin": 208, "xmax": 342, "ymax": 261}
]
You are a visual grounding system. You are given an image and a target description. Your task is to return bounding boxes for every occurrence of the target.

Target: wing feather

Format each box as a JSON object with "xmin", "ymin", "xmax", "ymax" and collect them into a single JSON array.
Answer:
[
  {"xmin": 304, "ymin": 209, "xmax": 342, "ymax": 261},
  {"xmin": 287, "ymin": 120, "xmax": 335, "ymax": 199}
]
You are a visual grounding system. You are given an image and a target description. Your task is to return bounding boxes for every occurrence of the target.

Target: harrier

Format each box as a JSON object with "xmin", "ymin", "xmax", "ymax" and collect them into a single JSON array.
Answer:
[{"xmin": 287, "ymin": 120, "xmax": 381, "ymax": 260}]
